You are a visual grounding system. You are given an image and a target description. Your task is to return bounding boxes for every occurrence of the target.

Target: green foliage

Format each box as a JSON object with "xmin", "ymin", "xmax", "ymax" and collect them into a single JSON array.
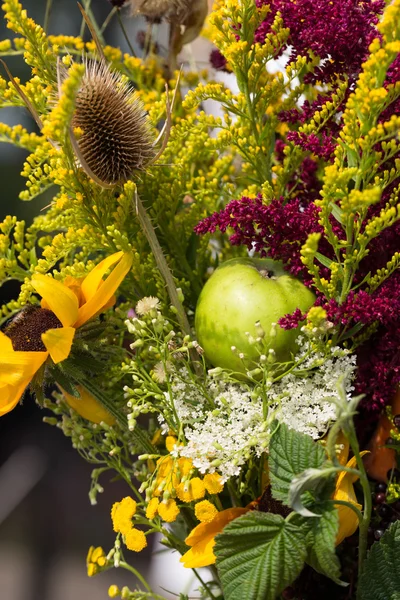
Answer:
[
  {"xmin": 215, "ymin": 512, "xmax": 308, "ymax": 600},
  {"xmin": 358, "ymin": 522, "xmax": 400, "ymax": 600}
]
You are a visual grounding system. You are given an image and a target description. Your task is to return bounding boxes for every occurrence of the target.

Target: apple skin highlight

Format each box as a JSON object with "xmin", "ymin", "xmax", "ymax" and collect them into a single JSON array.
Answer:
[{"xmin": 195, "ymin": 257, "xmax": 315, "ymax": 372}]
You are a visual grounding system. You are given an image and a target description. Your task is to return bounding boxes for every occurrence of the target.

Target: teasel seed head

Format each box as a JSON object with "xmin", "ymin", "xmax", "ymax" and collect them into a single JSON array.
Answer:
[
  {"xmin": 129, "ymin": 0, "xmax": 191, "ymax": 22},
  {"xmin": 71, "ymin": 60, "xmax": 156, "ymax": 186}
]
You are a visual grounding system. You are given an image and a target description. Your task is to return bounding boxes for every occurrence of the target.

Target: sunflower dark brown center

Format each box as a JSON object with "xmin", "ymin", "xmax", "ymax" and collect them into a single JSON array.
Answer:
[{"xmin": 5, "ymin": 306, "xmax": 63, "ymax": 352}]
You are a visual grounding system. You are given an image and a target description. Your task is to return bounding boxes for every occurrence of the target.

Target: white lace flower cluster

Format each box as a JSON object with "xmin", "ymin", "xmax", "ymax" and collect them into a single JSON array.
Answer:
[
  {"xmin": 160, "ymin": 375, "xmax": 270, "ymax": 482},
  {"xmin": 270, "ymin": 339, "xmax": 357, "ymax": 439}
]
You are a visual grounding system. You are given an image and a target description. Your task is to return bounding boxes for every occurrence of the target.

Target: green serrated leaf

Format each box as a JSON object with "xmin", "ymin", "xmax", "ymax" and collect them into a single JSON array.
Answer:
[
  {"xmin": 358, "ymin": 521, "xmax": 400, "ymax": 600},
  {"xmin": 295, "ymin": 503, "xmax": 344, "ymax": 586},
  {"xmin": 215, "ymin": 511, "xmax": 307, "ymax": 600},
  {"xmin": 269, "ymin": 422, "xmax": 327, "ymax": 504}
]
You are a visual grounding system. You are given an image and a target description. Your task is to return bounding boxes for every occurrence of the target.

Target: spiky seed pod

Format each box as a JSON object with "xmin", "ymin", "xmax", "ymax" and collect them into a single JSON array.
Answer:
[
  {"xmin": 71, "ymin": 61, "xmax": 155, "ymax": 186},
  {"xmin": 130, "ymin": 0, "xmax": 191, "ymax": 21}
]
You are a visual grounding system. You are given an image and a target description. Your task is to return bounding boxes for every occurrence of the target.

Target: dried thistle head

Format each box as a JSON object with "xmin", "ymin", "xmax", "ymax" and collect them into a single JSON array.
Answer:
[
  {"xmin": 71, "ymin": 60, "xmax": 155, "ymax": 186},
  {"xmin": 129, "ymin": 0, "xmax": 191, "ymax": 21}
]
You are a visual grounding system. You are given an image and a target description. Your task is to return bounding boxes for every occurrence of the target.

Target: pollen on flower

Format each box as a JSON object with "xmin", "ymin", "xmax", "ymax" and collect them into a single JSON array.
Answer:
[
  {"xmin": 108, "ymin": 585, "xmax": 120, "ymax": 598},
  {"xmin": 86, "ymin": 546, "xmax": 107, "ymax": 577},
  {"xmin": 176, "ymin": 477, "xmax": 205, "ymax": 502},
  {"xmin": 111, "ymin": 496, "xmax": 137, "ymax": 534},
  {"xmin": 195, "ymin": 500, "xmax": 218, "ymax": 523},
  {"xmin": 157, "ymin": 498, "xmax": 180, "ymax": 522},
  {"xmin": 124, "ymin": 527, "xmax": 147, "ymax": 552},
  {"xmin": 203, "ymin": 473, "xmax": 224, "ymax": 495},
  {"xmin": 5, "ymin": 305, "xmax": 62, "ymax": 351}
]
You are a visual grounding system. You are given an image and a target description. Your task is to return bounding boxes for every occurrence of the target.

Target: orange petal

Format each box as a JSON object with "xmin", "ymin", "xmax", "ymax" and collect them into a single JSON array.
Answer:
[
  {"xmin": 60, "ymin": 385, "xmax": 116, "ymax": 426},
  {"xmin": 0, "ymin": 379, "xmax": 31, "ymax": 417},
  {"xmin": 75, "ymin": 253, "xmax": 133, "ymax": 328},
  {"xmin": 334, "ymin": 477, "xmax": 362, "ymax": 545},
  {"xmin": 81, "ymin": 251, "xmax": 124, "ymax": 302},
  {"xmin": 0, "ymin": 349, "xmax": 48, "ymax": 385},
  {"xmin": 41, "ymin": 327, "xmax": 75, "ymax": 364},
  {"xmin": 32, "ymin": 274, "xmax": 79, "ymax": 327}
]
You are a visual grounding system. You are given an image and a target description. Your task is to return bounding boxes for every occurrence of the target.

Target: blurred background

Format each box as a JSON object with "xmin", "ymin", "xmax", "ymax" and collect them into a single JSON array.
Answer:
[{"xmin": 0, "ymin": 1, "xmax": 213, "ymax": 598}]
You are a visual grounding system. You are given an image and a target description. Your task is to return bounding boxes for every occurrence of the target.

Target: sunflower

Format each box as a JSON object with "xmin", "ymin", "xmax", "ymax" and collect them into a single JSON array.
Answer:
[{"xmin": 0, "ymin": 251, "xmax": 132, "ymax": 416}]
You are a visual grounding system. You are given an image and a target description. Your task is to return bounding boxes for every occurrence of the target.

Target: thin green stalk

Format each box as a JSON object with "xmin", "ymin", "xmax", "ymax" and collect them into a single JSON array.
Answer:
[
  {"xmin": 44, "ymin": 0, "xmax": 53, "ymax": 32},
  {"xmin": 119, "ymin": 561, "xmax": 153, "ymax": 593},
  {"xmin": 117, "ymin": 9, "xmax": 136, "ymax": 57},
  {"xmin": 192, "ymin": 569, "xmax": 218, "ymax": 600},
  {"xmin": 134, "ymin": 192, "xmax": 201, "ymax": 374},
  {"xmin": 100, "ymin": 6, "xmax": 117, "ymax": 34},
  {"xmin": 347, "ymin": 427, "xmax": 373, "ymax": 582}
]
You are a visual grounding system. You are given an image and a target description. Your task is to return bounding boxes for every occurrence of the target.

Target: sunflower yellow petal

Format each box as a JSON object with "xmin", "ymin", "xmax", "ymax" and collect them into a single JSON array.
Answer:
[
  {"xmin": 0, "ymin": 331, "xmax": 13, "ymax": 352},
  {"xmin": 41, "ymin": 327, "xmax": 75, "ymax": 364},
  {"xmin": 0, "ymin": 350, "xmax": 48, "ymax": 385},
  {"xmin": 31, "ymin": 274, "xmax": 79, "ymax": 327},
  {"xmin": 81, "ymin": 251, "xmax": 124, "ymax": 302},
  {"xmin": 75, "ymin": 253, "xmax": 133, "ymax": 328},
  {"xmin": 60, "ymin": 385, "xmax": 116, "ymax": 426},
  {"xmin": 0, "ymin": 379, "xmax": 31, "ymax": 416},
  {"xmin": 334, "ymin": 477, "xmax": 362, "ymax": 545}
]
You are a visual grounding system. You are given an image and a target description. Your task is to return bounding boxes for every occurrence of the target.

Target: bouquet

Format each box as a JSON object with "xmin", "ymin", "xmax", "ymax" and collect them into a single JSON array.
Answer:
[{"xmin": 1, "ymin": 0, "xmax": 400, "ymax": 598}]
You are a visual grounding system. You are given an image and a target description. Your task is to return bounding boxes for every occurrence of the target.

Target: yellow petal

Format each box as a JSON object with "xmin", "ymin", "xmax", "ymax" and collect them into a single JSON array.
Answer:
[
  {"xmin": 75, "ymin": 253, "xmax": 133, "ymax": 328},
  {"xmin": 32, "ymin": 274, "xmax": 79, "ymax": 327},
  {"xmin": 0, "ymin": 331, "xmax": 13, "ymax": 352},
  {"xmin": 180, "ymin": 534, "xmax": 217, "ymax": 568},
  {"xmin": 185, "ymin": 507, "xmax": 248, "ymax": 547},
  {"xmin": 334, "ymin": 478, "xmax": 362, "ymax": 545},
  {"xmin": 0, "ymin": 349, "xmax": 48, "ymax": 385},
  {"xmin": 41, "ymin": 327, "xmax": 75, "ymax": 364},
  {"xmin": 81, "ymin": 251, "xmax": 124, "ymax": 302},
  {"xmin": 0, "ymin": 379, "xmax": 31, "ymax": 416},
  {"xmin": 60, "ymin": 385, "xmax": 116, "ymax": 426}
]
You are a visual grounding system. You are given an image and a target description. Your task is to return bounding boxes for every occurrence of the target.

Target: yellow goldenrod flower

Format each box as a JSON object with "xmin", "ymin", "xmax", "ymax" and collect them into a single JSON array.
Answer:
[
  {"xmin": 176, "ymin": 477, "xmax": 206, "ymax": 502},
  {"xmin": 195, "ymin": 500, "xmax": 218, "ymax": 523},
  {"xmin": 145, "ymin": 497, "xmax": 160, "ymax": 520},
  {"xmin": 124, "ymin": 528, "xmax": 147, "ymax": 552},
  {"xmin": 203, "ymin": 473, "xmax": 224, "ymax": 495},
  {"xmin": 180, "ymin": 507, "xmax": 249, "ymax": 568},
  {"xmin": 333, "ymin": 434, "xmax": 368, "ymax": 545},
  {"xmin": 60, "ymin": 385, "xmax": 116, "ymax": 426},
  {"xmin": 157, "ymin": 498, "xmax": 180, "ymax": 522},
  {"xmin": 0, "ymin": 251, "xmax": 132, "ymax": 417},
  {"xmin": 111, "ymin": 496, "xmax": 137, "ymax": 535}
]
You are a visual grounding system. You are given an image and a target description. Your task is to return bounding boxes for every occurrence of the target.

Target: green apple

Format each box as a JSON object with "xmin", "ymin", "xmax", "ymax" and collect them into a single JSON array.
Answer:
[{"xmin": 195, "ymin": 257, "xmax": 315, "ymax": 372}]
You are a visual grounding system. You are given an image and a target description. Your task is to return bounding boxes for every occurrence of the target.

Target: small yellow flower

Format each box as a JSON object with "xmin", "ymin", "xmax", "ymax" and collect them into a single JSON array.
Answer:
[
  {"xmin": 176, "ymin": 477, "xmax": 206, "ymax": 502},
  {"xmin": 195, "ymin": 500, "xmax": 218, "ymax": 523},
  {"xmin": 124, "ymin": 528, "xmax": 147, "ymax": 552},
  {"xmin": 145, "ymin": 497, "xmax": 160, "ymax": 520},
  {"xmin": 203, "ymin": 473, "xmax": 224, "ymax": 494},
  {"xmin": 0, "ymin": 251, "xmax": 132, "ymax": 417},
  {"xmin": 108, "ymin": 585, "xmax": 120, "ymax": 598},
  {"xmin": 180, "ymin": 507, "xmax": 249, "ymax": 568},
  {"xmin": 86, "ymin": 545, "xmax": 107, "ymax": 576},
  {"xmin": 111, "ymin": 497, "xmax": 137, "ymax": 535},
  {"xmin": 166, "ymin": 435, "xmax": 177, "ymax": 452},
  {"xmin": 158, "ymin": 498, "xmax": 180, "ymax": 522}
]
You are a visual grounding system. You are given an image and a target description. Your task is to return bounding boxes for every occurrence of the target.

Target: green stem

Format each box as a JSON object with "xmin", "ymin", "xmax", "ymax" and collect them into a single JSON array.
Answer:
[
  {"xmin": 192, "ymin": 569, "xmax": 218, "ymax": 600},
  {"xmin": 134, "ymin": 192, "xmax": 201, "ymax": 374},
  {"xmin": 119, "ymin": 561, "xmax": 152, "ymax": 593},
  {"xmin": 117, "ymin": 9, "xmax": 136, "ymax": 57},
  {"xmin": 44, "ymin": 0, "xmax": 53, "ymax": 32},
  {"xmin": 100, "ymin": 6, "xmax": 117, "ymax": 34},
  {"xmin": 348, "ymin": 427, "xmax": 372, "ymax": 583}
]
